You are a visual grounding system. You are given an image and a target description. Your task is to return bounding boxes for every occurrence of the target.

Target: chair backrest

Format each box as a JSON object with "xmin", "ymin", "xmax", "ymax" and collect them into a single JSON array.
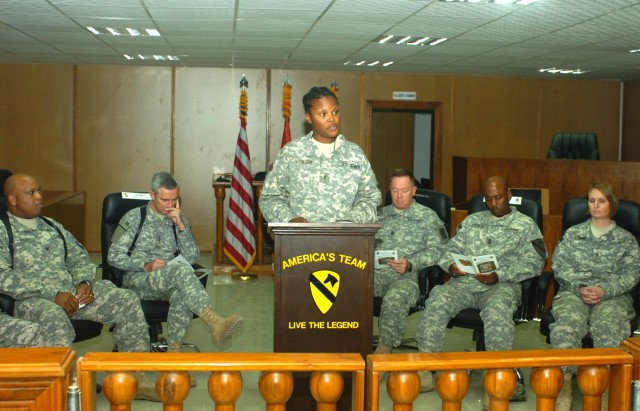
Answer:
[
  {"xmin": 547, "ymin": 132, "xmax": 599, "ymax": 160},
  {"xmin": 562, "ymin": 197, "xmax": 640, "ymax": 240},
  {"xmin": 468, "ymin": 194, "xmax": 543, "ymax": 232},
  {"xmin": 0, "ymin": 169, "xmax": 12, "ymax": 215},
  {"xmin": 385, "ymin": 188, "xmax": 451, "ymax": 234},
  {"xmin": 101, "ymin": 192, "xmax": 151, "ymax": 287}
]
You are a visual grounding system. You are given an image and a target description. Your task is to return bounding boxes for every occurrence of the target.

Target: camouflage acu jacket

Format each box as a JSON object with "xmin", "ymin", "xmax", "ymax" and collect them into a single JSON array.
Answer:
[
  {"xmin": 0, "ymin": 214, "xmax": 95, "ymax": 301},
  {"xmin": 375, "ymin": 201, "xmax": 448, "ymax": 279},
  {"xmin": 259, "ymin": 132, "xmax": 381, "ymax": 223},
  {"xmin": 108, "ymin": 204, "xmax": 199, "ymax": 273},
  {"xmin": 553, "ymin": 219, "xmax": 640, "ymax": 299},
  {"xmin": 438, "ymin": 207, "xmax": 547, "ymax": 292}
]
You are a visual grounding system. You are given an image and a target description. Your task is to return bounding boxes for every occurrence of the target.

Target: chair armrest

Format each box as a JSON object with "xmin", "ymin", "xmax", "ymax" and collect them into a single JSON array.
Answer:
[
  {"xmin": 533, "ymin": 271, "xmax": 556, "ymax": 321},
  {"xmin": 0, "ymin": 293, "xmax": 15, "ymax": 316},
  {"xmin": 516, "ymin": 276, "xmax": 538, "ymax": 323}
]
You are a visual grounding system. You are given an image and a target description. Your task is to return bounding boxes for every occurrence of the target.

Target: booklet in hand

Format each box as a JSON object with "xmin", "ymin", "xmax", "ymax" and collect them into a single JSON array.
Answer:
[
  {"xmin": 451, "ymin": 253, "xmax": 499, "ymax": 275},
  {"xmin": 375, "ymin": 250, "xmax": 398, "ymax": 269}
]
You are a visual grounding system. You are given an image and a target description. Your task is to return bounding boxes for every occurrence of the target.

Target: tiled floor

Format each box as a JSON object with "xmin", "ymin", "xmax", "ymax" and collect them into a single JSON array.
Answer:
[{"xmin": 74, "ymin": 254, "xmax": 582, "ymax": 410}]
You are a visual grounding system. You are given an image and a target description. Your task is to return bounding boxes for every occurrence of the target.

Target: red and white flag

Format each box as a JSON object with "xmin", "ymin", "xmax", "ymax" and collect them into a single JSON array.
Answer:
[
  {"xmin": 224, "ymin": 76, "xmax": 256, "ymax": 272},
  {"xmin": 281, "ymin": 80, "xmax": 292, "ymax": 148}
]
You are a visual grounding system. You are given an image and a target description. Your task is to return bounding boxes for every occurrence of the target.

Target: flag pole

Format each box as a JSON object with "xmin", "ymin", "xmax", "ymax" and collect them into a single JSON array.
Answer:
[{"xmin": 224, "ymin": 75, "xmax": 257, "ymax": 281}]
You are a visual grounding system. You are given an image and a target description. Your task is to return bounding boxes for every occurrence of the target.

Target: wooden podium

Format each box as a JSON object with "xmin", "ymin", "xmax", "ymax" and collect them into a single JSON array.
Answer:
[{"xmin": 271, "ymin": 223, "xmax": 380, "ymax": 410}]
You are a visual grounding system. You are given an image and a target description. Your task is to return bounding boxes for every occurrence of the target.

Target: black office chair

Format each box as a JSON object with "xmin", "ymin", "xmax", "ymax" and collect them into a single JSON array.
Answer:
[
  {"xmin": 538, "ymin": 198, "xmax": 640, "ymax": 347},
  {"xmin": 431, "ymin": 195, "xmax": 543, "ymax": 352},
  {"xmin": 101, "ymin": 192, "xmax": 206, "ymax": 352},
  {"xmin": 373, "ymin": 189, "xmax": 451, "ymax": 349},
  {"xmin": 547, "ymin": 132, "xmax": 599, "ymax": 160}
]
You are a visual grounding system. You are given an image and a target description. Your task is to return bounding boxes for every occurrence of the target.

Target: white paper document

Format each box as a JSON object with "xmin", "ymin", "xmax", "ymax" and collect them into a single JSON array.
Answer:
[
  {"xmin": 451, "ymin": 253, "xmax": 499, "ymax": 275},
  {"xmin": 375, "ymin": 249, "xmax": 398, "ymax": 269},
  {"xmin": 168, "ymin": 255, "xmax": 211, "ymax": 279}
]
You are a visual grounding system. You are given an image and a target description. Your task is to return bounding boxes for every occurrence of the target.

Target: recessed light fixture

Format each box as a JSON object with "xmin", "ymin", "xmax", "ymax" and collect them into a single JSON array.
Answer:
[
  {"xmin": 87, "ymin": 27, "xmax": 162, "ymax": 37},
  {"xmin": 123, "ymin": 54, "xmax": 179, "ymax": 61},
  {"xmin": 539, "ymin": 67, "xmax": 588, "ymax": 75},
  {"xmin": 344, "ymin": 60, "xmax": 394, "ymax": 68},
  {"xmin": 374, "ymin": 35, "xmax": 447, "ymax": 46}
]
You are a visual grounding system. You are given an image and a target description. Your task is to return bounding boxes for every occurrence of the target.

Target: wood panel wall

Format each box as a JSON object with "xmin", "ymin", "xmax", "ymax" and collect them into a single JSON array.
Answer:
[
  {"xmin": 1, "ymin": 63, "xmax": 637, "ymax": 254},
  {"xmin": 623, "ymin": 79, "xmax": 640, "ymax": 161}
]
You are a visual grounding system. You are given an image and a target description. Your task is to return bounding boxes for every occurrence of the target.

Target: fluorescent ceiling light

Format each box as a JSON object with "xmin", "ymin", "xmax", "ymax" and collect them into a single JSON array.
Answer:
[
  {"xmin": 429, "ymin": 38, "xmax": 448, "ymax": 45},
  {"xmin": 629, "ymin": 49, "xmax": 640, "ymax": 53},
  {"xmin": 368, "ymin": 61, "xmax": 380, "ymax": 66},
  {"xmin": 539, "ymin": 67, "xmax": 587, "ymax": 75},
  {"xmin": 396, "ymin": 36, "xmax": 412, "ymax": 44},
  {"xmin": 408, "ymin": 37, "xmax": 430, "ymax": 46},
  {"xmin": 378, "ymin": 35, "xmax": 394, "ymax": 44},
  {"xmin": 382, "ymin": 61, "xmax": 394, "ymax": 67},
  {"xmin": 86, "ymin": 26, "xmax": 161, "ymax": 37}
]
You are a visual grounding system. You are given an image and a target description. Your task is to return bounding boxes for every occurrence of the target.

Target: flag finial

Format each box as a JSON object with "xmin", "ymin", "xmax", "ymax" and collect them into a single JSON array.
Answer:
[{"xmin": 240, "ymin": 75, "xmax": 249, "ymax": 90}]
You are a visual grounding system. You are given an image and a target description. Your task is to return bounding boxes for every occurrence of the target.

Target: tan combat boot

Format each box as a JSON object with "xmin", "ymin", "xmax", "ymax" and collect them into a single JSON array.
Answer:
[
  {"xmin": 555, "ymin": 372, "xmax": 573, "ymax": 411},
  {"xmin": 418, "ymin": 371, "xmax": 434, "ymax": 392},
  {"xmin": 374, "ymin": 342, "xmax": 393, "ymax": 354},
  {"xmin": 200, "ymin": 306, "xmax": 244, "ymax": 346},
  {"xmin": 135, "ymin": 373, "xmax": 161, "ymax": 402}
]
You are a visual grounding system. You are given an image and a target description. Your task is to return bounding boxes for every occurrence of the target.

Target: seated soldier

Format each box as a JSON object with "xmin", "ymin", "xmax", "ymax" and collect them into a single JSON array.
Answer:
[
  {"xmin": 416, "ymin": 176, "xmax": 547, "ymax": 408},
  {"xmin": 374, "ymin": 168, "xmax": 447, "ymax": 355},
  {"xmin": 0, "ymin": 173, "xmax": 159, "ymax": 401},
  {"xmin": 551, "ymin": 182, "xmax": 640, "ymax": 411},
  {"xmin": 108, "ymin": 172, "xmax": 243, "ymax": 352}
]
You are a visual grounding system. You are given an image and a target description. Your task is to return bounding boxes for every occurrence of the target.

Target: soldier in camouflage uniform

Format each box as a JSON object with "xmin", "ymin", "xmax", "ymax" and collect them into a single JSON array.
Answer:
[
  {"xmin": 0, "ymin": 310, "xmax": 46, "ymax": 347},
  {"xmin": 551, "ymin": 182, "xmax": 639, "ymax": 411},
  {"xmin": 416, "ymin": 176, "xmax": 547, "ymax": 402},
  {"xmin": 108, "ymin": 172, "xmax": 243, "ymax": 352},
  {"xmin": 1, "ymin": 174, "xmax": 162, "ymax": 401},
  {"xmin": 260, "ymin": 86, "xmax": 381, "ymax": 223},
  {"xmin": 374, "ymin": 169, "xmax": 447, "ymax": 355},
  {"xmin": 0, "ymin": 174, "xmax": 150, "ymax": 352}
]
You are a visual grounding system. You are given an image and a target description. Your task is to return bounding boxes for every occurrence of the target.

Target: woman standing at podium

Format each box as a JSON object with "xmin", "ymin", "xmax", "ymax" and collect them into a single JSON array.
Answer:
[{"xmin": 260, "ymin": 86, "xmax": 381, "ymax": 223}]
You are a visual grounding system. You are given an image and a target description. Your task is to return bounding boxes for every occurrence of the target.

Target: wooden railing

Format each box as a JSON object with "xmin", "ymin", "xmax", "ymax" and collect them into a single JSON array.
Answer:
[
  {"xmin": 76, "ymin": 352, "xmax": 364, "ymax": 411},
  {"xmin": 367, "ymin": 348, "xmax": 633, "ymax": 411}
]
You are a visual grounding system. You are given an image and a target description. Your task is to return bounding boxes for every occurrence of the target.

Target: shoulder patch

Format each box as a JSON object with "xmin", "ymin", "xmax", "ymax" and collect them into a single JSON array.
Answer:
[{"xmin": 122, "ymin": 219, "xmax": 133, "ymax": 231}]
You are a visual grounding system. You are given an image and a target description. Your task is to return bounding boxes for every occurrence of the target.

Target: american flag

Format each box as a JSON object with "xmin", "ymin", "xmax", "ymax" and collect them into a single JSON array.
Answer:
[{"xmin": 223, "ymin": 76, "xmax": 256, "ymax": 272}]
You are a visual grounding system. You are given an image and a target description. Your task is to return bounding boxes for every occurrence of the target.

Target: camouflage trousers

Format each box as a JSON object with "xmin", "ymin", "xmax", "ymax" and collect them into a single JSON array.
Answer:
[
  {"xmin": 550, "ymin": 291, "xmax": 634, "ymax": 349},
  {"xmin": 417, "ymin": 283, "xmax": 520, "ymax": 352},
  {"xmin": 15, "ymin": 281, "xmax": 149, "ymax": 351},
  {"xmin": 124, "ymin": 263, "xmax": 210, "ymax": 344},
  {"xmin": 375, "ymin": 272, "xmax": 419, "ymax": 347},
  {"xmin": 0, "ymin": 312, "xmax": 46, "ymax": 347}
]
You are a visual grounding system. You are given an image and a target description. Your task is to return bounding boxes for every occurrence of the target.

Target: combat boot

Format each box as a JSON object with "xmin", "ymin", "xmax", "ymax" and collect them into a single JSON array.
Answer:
[
  {"xmin": 418, "ymin": 371, "xmax": 434, "ymax": 392},
  {"xmin": 167, "ymin": 341, "xmax": 197, "ymax": 388},
  {"xmin": 135, "ymin": 373, "xmax": 161, "ymax": 402},
  {"xmin": 374, "ymin": 342, "xmax": 393, "ymax": 354},
  {"xmin": 555, "ymin": 372, "xmax": 573, "ymax": 411},
  {"xmin": 200, "ymin": 306, "xmax": 244, "ymax": 346}
]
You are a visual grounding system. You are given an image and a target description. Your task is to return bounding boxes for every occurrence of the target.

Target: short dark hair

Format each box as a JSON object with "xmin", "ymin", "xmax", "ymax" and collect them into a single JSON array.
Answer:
[
  {"xmin": 302, "ymin": 87, "xmax": 339, "ymax": 113},
  {"xmin": 151, "ymin": 171, "xmax": 180, "ymax": 194},
  {"xmin": 389, "ymin": 168, "xmax": 415, "ymax": 185},
  {"xmin": 589, "ymin": 181, "xmax": 618, "ymax": 217}
]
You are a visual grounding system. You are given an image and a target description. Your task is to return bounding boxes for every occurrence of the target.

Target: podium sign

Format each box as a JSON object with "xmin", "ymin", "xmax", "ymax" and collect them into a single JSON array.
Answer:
[{"xmin": 271, "ymin": 223, "xmax": 380, "ymax": 359}]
